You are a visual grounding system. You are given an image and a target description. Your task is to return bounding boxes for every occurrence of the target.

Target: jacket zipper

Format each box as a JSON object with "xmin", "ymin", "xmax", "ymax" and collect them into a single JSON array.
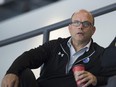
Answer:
[
  {"xmin": 60, "ymin": 44, "xmax": 95, "ymax": 73},
  {"xmin": 60, "ymin": 44, "xmax": 70, "ymax": 74},
  {"xmin": 73, "ymin": 51, "xmax": 95, "ymax": 66}
]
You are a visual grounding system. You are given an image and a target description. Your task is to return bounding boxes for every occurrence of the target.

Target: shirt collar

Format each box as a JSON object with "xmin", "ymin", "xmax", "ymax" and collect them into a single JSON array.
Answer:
[{"xmin": 67, "ymin": 37, "xmax": 91, "ymax": 52}]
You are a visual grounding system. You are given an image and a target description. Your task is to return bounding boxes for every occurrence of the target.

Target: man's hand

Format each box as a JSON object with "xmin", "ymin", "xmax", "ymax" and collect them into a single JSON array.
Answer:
[
  {"xmin": 74, "ymin": 71, "xmax": 97, "ymax": 87},
  {"xmin": 1, "ymin": 74, "xmax": 19, "ymax": 87}
]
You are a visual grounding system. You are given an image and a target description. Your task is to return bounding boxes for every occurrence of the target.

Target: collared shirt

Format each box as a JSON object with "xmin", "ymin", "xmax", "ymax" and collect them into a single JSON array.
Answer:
[{"xmin": 67, "ymin": 38, "xmax": 91, "ymax": 71}]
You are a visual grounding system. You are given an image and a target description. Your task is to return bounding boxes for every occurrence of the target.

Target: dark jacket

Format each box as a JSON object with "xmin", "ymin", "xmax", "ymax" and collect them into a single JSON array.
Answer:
[
  {"xmin": 7, "ymin": 37, "xmax": 107, "ymax": 87},
  {"xmin": 101, "ymin": 37, "xmax": 116, "ymax": 76}
]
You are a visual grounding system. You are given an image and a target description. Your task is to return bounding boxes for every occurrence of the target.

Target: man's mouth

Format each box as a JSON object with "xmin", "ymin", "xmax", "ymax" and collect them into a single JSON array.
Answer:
[{"xmin": 77, "ymin": 32, "xmax": 84, "ymax": 35}]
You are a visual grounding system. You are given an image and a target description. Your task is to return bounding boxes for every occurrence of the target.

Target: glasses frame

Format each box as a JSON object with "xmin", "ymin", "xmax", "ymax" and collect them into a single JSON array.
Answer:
[{"xmin": 71, "ymin": 21, "xmax": 93, "ymax": 28}]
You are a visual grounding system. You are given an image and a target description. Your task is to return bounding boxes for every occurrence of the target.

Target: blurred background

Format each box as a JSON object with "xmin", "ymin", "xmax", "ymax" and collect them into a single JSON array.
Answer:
[
  {"xmin": 0, "ymin": 0, "xmax": 116, "ymax": 85},
  {"xmin": 0, "ymin": 0, "xmax": 59, "ymax": 22}
]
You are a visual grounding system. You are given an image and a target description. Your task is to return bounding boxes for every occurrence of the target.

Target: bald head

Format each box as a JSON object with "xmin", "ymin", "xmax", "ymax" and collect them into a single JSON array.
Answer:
[{"xmin": 71, "ymin": 9, "xmax": 94, "ymax": 25}]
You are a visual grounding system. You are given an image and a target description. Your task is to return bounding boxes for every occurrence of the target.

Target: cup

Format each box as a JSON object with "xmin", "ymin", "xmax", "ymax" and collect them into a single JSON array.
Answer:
[{"xmin": 72, "ymin": 64, "xmax": 85, "ymax": 87}]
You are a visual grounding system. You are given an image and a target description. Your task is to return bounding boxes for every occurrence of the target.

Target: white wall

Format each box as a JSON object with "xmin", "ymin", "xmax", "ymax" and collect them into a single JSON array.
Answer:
[{"xmin": 0, "ymin": 0, "xmax": 116, "ymax": 85}]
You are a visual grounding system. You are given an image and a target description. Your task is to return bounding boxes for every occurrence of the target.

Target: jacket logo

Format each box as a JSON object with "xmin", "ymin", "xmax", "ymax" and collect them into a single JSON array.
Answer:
[{"xmin": 58, "ymin": 52, "xmax": 64, "ymax": 57}]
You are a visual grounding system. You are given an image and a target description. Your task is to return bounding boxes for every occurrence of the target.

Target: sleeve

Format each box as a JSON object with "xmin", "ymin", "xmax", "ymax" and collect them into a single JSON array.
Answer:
[
  {"xmin": 6, "ymin": 42, "xmax": 52, "ymax": 76},
  {"xmin": 96, "ymin": 76, "xmax": 108, "ymax": 86}
]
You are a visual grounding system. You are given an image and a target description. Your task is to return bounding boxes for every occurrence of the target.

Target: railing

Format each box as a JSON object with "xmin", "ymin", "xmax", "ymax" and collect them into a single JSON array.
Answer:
[{"xmin": 0, "ymin": 3, "xmax": 116, "ymax": 47}]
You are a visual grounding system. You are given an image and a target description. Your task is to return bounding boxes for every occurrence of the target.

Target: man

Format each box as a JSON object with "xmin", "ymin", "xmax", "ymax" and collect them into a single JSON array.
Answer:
[{"xmin": 1, "ymin": 9, "xmax": 108, "ymax": 87}]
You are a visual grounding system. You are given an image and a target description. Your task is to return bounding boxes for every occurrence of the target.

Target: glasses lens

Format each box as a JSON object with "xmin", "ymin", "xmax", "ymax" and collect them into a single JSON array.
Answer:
[
  {"xmin": 82, "ymin": 21, "xmax": 91, "ymax": 28},
  {"xmin": 71, "ymin": 21, "xmax": 81, "ymax": 27}
]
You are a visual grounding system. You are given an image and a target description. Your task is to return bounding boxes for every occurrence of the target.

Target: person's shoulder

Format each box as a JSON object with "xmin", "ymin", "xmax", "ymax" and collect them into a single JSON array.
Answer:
[
  {"xmin": 48, "ymin": 37, "xmax": 70, "ymax": 43},
  {"xmin": 91, "ymin": 38, "xmax": 104, "ymax": 49},
  {"xmin": 43, "ymin": 37, "xmax": 70, "ymax": 46},
  {"xmin": 104, "ymin": 37, "xmax": 116, "ymax": 53},
  {"xmin": 57, "ymin": 37, "xmax": 70, "ymax": 42},
  {"xmin": 92, "ymin": 42, "xmax": 105, "ymax": 50},
  {"xmin": 108, "ymin": 37, "xmax": 116, "ymax": 47}
]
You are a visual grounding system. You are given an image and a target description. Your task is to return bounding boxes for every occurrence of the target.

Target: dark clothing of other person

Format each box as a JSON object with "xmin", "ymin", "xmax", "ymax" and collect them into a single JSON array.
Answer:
[
  {"xmin": 97, "ymin": 37, "xmax": 116, "ymax": 87},
  {"xmin": 6, "ymin": 37, "xmax": 107, "ymax": 87},
  {"xmin": 101, "ymin": 37, "xmax": 116, "ymax": 77}
]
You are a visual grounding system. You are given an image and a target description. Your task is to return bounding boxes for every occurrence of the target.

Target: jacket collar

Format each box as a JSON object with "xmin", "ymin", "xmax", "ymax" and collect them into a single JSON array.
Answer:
[{"xmin": 60, "ymin": 37, "xmax": 95, "ymax": 64}]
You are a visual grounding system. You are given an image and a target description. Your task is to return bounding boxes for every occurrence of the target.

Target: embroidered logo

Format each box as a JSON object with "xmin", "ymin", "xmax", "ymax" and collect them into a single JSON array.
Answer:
[{"xmin": 58, "ymin": 52, "xmax": 64, "ymax": 57}]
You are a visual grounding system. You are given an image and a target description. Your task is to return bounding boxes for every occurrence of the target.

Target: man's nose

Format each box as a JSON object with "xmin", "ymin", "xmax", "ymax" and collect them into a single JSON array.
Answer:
[{"xmin": 78, "ymin": 23, "xmax": 84, "ymax": 29}]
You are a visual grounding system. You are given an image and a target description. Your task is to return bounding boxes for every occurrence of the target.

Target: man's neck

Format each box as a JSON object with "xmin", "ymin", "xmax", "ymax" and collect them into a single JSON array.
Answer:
[{"xmin": 71, "ymin": 39, "xmax": 90, "ymax": 51}]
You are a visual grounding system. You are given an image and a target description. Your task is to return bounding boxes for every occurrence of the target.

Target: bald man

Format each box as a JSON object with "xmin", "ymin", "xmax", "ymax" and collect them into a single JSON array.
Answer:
[{"xmin": 1, "ymin": 9, "xmax": 108, "ymax": 87}]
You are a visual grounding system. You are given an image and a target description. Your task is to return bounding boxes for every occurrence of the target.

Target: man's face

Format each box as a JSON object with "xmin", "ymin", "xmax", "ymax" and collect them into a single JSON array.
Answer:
[{"xmin": 68, "ymin": 11, "xmax": 96, "ymax": 43}]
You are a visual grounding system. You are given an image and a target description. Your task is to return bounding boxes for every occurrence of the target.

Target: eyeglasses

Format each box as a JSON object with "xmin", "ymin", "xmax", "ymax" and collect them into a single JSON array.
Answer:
[{"xmin": 71, "ymin": 21, "xmax": 93, "ymax": 28}]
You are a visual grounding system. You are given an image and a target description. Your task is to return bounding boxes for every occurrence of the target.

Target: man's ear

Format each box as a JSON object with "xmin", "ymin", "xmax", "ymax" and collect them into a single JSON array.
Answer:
[{"xmin": 92, "ymin": 26, "xmax": 96, "ymax": 35}]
